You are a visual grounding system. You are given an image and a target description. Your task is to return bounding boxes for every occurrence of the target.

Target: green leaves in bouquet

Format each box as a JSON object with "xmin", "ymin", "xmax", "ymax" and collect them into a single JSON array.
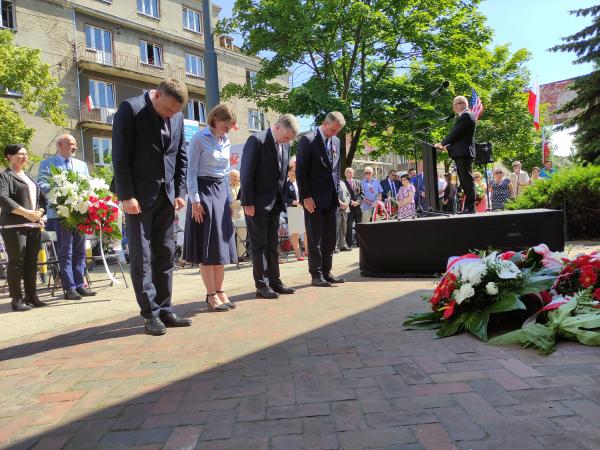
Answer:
[
  {"xmin": 486, "ymin": 293, "xmax": 526, "ymax": 314},
  {"xmin": 403, "ymin": 311, "xmax": 443, "ymax": 330},
  {"xmin": 488, "ymin": 324, "xmax": 557, "ymax": 355}
]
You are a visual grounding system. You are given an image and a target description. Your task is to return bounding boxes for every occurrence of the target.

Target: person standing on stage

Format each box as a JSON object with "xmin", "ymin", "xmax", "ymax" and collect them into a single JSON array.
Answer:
[
  {"xmin": 296, "ymin": 111, "xmax": 346, "ymax": 287},
  {"xmin": 343, "ymin": 167, "xmax": 362, "ymax": 248},
  {"xmin": 241, "ymin": 114, "xmax": 299, "ymax": 299},
  {"xmin": 112, "ymin": 78, "xmax": 191, "ymax": 336},
  {"xmin": 38, "ymin": 134, "xmax": 96, "ymax": 300},
  {"xmin": 435, "ymin": 95, "xmax": 477, "ymax": 214}
]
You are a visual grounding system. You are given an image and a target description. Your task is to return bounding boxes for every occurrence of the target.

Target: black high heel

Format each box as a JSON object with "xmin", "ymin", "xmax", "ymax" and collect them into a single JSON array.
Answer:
[
  {"xmin": 206, "ymin": 293, "xmax": 229, "ymax": 312},
  {"xmin": 216, "ymin": 290, "xmax": 236, "ymax": 309}
]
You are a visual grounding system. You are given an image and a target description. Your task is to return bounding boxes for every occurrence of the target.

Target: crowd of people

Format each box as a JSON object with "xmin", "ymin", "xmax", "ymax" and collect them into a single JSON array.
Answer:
[{"xmin": 0, "ymin": 79, "xmax": 558, "ymax": 334}]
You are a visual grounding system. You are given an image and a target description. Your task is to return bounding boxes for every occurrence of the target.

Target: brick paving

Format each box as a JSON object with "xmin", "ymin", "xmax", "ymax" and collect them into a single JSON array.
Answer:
[{"xmin": 1, "ymin": 243, "xmax": 600, "ymax": 449}]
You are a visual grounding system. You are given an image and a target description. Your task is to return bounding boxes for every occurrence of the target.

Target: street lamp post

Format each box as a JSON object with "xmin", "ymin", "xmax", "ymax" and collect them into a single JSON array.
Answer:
[{"xmin": 203, "ymin": 0, "xmax": 220, "ymax": 110}]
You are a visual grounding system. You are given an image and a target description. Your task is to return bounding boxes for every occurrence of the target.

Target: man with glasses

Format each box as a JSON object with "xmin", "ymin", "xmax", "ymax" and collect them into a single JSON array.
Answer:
[
  {"xmin": 509, "ymin": 161, "xmax": 530, "ymax": 198},
  {"xmin": 435, "ymin": 95, "xmax": 477, "ymax": 214},
  {"xmin": 360, "ymin": 167, "xmax": 383, "ymax": 223},
  {"xmin": 38, "ymin": 134, "xmax": 96, "ymax": 300}
]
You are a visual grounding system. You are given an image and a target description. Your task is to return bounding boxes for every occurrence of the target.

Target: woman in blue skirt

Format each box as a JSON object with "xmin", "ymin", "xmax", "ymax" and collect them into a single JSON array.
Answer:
[{"xmin": 183, "ymin": 104, "xmax": 238, "ymax": 311}]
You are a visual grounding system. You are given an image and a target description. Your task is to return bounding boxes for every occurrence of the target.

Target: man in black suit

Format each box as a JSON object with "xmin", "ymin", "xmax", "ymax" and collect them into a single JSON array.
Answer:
[
  {"xmin": 112, "ymin": 78, "xmax": 191, "ymax": 336},
  {"xmin": 240, "ymin": 114, "xmax": 299, "ymax": 299},
  {"xmin": 435, "ymin": 95, "xmax": 477, "ymax": 214},
  {"xmin": 296, "ymin": 111, "xmax": 346, "ymax": 287},
  {"xmin": 380, "ymin": 169, "xmax": 401, "ymax": 202}
]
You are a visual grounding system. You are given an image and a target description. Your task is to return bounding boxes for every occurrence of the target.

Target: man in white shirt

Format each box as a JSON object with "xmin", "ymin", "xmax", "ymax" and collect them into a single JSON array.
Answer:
[{"xmin": 509, "ymin": 161, "xmax": 530, "ymax": 198}]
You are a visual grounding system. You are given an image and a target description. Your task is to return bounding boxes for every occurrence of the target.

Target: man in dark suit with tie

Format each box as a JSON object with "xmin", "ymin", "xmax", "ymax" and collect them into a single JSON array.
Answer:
[
  {"xmin": 380, "ymin": 169, "xmax": 401, "ymax": 202},
  {"xmin": 343, "ymin": 167, "xmax": 362, "ymax": 248},
  {"xmin": 112, "ymin": 78, "xmax": 191, "ymax": 336},
  {"xmin": 435, "ymin": 95, "xmax": 477, "ymax": 214},
  {"xmin": 296, "ymin": 111, "xmax": 346, "ymax": 287},
  {"xmin": 240, "ymin": 114, "xmax": 300, "ymax": 299}
]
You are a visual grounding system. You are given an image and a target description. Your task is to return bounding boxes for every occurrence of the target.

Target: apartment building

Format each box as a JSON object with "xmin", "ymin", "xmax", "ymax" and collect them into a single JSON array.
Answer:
[{"xmin": 4, "ymin": 0, "xmax": 285, "ymax": 168}]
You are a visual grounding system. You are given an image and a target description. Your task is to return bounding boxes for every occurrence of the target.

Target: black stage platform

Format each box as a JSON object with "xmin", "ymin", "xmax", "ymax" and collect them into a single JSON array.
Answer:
[{"xmin": 357, "ymin": 209, "xmax": 564, "ymax": 277}]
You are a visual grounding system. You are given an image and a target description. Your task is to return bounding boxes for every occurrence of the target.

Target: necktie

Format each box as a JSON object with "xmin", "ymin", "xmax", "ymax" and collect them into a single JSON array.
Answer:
[
  {"xmin": 277, "ymin": 144, "xmax": 283, "ymax": 171},
  {"xmin": 390, "ymin": 179, "xmax": 396, "ymax": 198},
  {"xmin": 159, "ymin": 117, "xmax": 170, "ymax": 149},
  {"xmin": 64, "ymin": 159, "xmax": 71, "ymax": 171},
  {"xmin": 326, "ymin": 139, "xmax": 333, "ymax": 165}
]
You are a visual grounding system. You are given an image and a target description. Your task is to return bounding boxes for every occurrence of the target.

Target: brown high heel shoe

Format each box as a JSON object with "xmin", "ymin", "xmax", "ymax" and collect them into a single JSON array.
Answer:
[{"xmin": 206, "ymin": 293, "xmax": 229, "ymax": 312}]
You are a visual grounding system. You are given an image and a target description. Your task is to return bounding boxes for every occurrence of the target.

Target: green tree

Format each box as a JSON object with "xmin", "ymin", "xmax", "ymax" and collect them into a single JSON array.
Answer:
[
  {"xmin": 550, "ymin": 4, "xmax": 600, "ymax": 165},
  {"xmin": 220, "ymin": 0, "xmax": 497, "ymax": 169},
  {"xmin": 0, "ymin": 30, "xmax": 68, "ymax": 163}
]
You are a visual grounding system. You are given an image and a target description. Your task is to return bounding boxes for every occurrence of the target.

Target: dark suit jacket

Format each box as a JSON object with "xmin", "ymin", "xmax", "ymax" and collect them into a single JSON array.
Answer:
[
  {"xmin": 111, "ymin": 93, "xmax": 187, "ymax": 208},
  {"xmin": 240, "ymin": 128, "xmax": 289, "ymax": 214},
  {"xmin": 296, "ymin": 130, "xmax": 340, "ymax": 209},
  {"xmin": 442, "ymin": 110, "xmax": 476, "ymax": 159},
  {"xmin": 0, "ymin": 169, "xmax": 46, "ymax": 227},
  {"xmin": 380, "ymin": 178, "xmax": 402, "ymax": 201},
  {"xmin": 284, "ymin": 180, "xmax": 299, "ymax": 207}
]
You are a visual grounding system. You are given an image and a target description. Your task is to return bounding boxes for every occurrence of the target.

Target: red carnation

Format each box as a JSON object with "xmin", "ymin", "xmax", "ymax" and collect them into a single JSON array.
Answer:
[
  {"xmin": 89, "ymin": 195, "xmax": 98, "ymax": 203},
  {"xmin": 443, "ymin": 300, "xmax": 456, "ymax": 319},
  {"xmin": 579, "ymin": 267, "xmax": 598, "ymax": 289},
  {"xmin": 104, "ymin": 195, "xmax": 112, "ymax": 201},
  {"xmin": 593, "ymin": 288, "xmax": 600, "ymax": 301},
  {"xmin": 500, "ymin": 251, "xmax": 516, "ymax": 261},
  {"xmin": 540, "ymin": 290, "xmax": 553, "ymax": 304}
]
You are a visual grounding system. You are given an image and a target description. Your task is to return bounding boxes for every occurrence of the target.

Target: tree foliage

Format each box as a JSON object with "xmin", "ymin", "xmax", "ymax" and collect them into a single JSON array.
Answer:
[
  {"xmin": 0, "ymin": 30, "xmax": 68, "ymax": 163},
  {"xmin": 550, "ymin": 4, "xmax": 600, "ymax": 165},
  {"xmin": 219, "ymin": 0, "xmax": 538, "ymax": 169}
]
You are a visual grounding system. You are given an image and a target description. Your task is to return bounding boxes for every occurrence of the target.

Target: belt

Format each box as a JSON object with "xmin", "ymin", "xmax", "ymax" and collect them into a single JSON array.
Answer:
[{"xmin": 198, "ymin": 176, "xmax": 225, "ymax": 184}]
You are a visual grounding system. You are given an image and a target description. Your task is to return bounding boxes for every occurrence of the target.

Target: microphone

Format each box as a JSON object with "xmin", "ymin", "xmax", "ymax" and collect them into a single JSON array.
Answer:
[
  {"xmin": 438, "ymin": 113, "xmax": 455, "ymax": 122},
  {"xmin": 431, "ymin": 80, "xmax": 450, "ymax": 96}
]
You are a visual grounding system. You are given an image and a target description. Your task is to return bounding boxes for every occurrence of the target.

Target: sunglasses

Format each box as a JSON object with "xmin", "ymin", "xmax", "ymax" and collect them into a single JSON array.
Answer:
[{"xmin": 494, "ymin": 171, "xmax": 503, "ymax": 174}]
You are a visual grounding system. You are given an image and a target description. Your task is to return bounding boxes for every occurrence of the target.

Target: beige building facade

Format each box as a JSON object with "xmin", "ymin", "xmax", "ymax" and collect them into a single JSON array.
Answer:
[{"xmin": 6, "ymin": 0, "xmax": 284, "ymax": 170}]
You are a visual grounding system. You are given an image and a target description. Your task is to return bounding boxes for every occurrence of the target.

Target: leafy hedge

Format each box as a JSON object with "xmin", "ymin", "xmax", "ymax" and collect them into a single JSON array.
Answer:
[{"xmin": 505, "ymin": 165, "xmax": 600, "ymax": 239}]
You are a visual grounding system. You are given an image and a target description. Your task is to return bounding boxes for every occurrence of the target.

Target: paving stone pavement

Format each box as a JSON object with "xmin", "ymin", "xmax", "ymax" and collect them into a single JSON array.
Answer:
[{"xmin": 1, "ymin": 242, "xmax": 600, "ymax": 449}]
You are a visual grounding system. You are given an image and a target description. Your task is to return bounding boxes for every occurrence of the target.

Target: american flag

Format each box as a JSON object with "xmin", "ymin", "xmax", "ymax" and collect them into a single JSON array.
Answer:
[{"xmin": 470, "ymin": 88, "xmax": 484, "ymax": 120}]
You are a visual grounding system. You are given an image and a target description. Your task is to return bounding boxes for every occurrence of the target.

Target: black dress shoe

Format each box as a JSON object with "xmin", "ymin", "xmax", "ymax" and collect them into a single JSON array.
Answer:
[
  {"xmin": 272, "ymin": 283, "xmax": 295, "ymax": 294},
  {"xmin": 11, "ymin": 298, "xmax": 32, "ymax": 312},
  {"xmin": 311, "ymin": 277, "xmax": 332, "ymax": 287},
  {"xmin": 144, "ymin": 316, "xmax": 166, "ymax": 336},
  {"xmin": 25, "ymin": 295, "xmax": 47, "ymax": 307},
  {"xmin": 324, "ymin": 273, "xmax": 345, "ymax": 283},
  {"xmin": 160, "ymin": 312, "xmax": 192, "ymax": 327},
  {"xmin": 64, "ymin": 289, "xmax": 82, "ymax": 300},
  {"xmin": 76, "ymin": 287, "xmax": 96, "ymax": 296},
  {"xmin": 256, "ymin": 287, "xmax": 279, "ymax": 299}
]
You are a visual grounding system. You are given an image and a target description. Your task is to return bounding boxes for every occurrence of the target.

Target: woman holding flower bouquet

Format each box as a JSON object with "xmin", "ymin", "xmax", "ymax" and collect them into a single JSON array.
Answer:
[
  {"xmin": 396, "ymin": 174, "xmax": 416, "ymax": 220},
  {"xmin": 0, "ymin": 144, "xmax": 47, "ymax": 311},
  {"xmin": 473, "ymin": 172, "xmax": 487, "ymax": 213},
  {"xmin": 183, "ymin": 104, "xmax": 238, "ymax": 312}
]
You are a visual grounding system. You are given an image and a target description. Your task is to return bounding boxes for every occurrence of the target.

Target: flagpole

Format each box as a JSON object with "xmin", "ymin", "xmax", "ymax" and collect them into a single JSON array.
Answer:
[{"xmin": 541, "ymin": 126, "xmax": 545, "ymax": 164}]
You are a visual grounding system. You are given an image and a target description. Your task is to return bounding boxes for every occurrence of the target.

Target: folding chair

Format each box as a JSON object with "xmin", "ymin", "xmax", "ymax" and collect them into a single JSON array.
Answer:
[
  {"xmin": 233, "ymin": 218, "xmax": 250, "ymax": 269},
  {"xmin": 85, "ymin": 236, "xmax": 129, "ymax": 288},
  {"xmin": 277, "ymin": 216, "xmax": 293, "ymax": 263},
  {"xmin": 38, "ymin": 230, "xmax": 62, "ymax": 296}
]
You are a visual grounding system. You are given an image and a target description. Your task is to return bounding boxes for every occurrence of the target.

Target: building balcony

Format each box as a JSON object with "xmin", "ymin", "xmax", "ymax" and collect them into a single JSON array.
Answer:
[
  {"xmin": 79, "ymin": 104, "xmax": 117, "ymax": 130},
  {"xmin": 75, "ymin": 44, "xmax": 206, "ymax": 94}
]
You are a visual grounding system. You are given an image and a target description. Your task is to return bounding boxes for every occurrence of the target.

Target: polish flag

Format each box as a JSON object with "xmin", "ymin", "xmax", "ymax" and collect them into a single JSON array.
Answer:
[
  {"xmin": 86, "ymin": 95, "xmax": 94, "ymax": 112},
  {"xmin": 528, "ymin": 81, "xmax": 540, "ymax": 130}
]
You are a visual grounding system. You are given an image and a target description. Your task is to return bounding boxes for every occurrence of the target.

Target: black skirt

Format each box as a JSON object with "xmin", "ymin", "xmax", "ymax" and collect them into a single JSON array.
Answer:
[{"xmin": 182, "ymin": 177, "xmax": 237, "ymax": 265}]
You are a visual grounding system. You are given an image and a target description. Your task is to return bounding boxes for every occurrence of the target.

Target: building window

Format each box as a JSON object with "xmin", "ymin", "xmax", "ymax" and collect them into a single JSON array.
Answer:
[
  {"xmin": 182, "ymin": 7, "xmax": 201, "ymax": 33},
  {"xmin": 248, "ymin": 109, "xmax": 265, "ymax": 131},
  {"xmin": 186, "ymin": 100, "xmax": 206, "ymax": 123},
  {"xmin": 246, "ymin": 70, "xmax": 257, "ymax": 87},
  {"xmin": 85, "ymin": 25, "xmax": 113, "ymax": 65},
  {"xmin": 89, "ymin": 79, "xmax": 115, "ymax": 109},
  {"xmin": 139, "ymin": 40, "xmax": 163, "ymax": 67},
  {"xmin": 93, "ymin": 137, "xmax": 112, "ymax": 165},
  {"xmin": 1, "ymin": 0, "xmax": 16, "ymax": 30},
  {"xmin": 137, "ymin": 0, "xmax": 159, "ymax": 19},
  {"xmin": 185, "ymin": 53, "xmax": 204, "ymax": 78}
]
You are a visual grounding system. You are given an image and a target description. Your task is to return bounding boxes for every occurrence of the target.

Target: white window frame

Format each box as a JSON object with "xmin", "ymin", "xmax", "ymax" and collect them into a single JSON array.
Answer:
[
  {"xmin": 84, "ymin": 25, "xmax": 113, "ymax": 65},
  {"xmin": 0, "ymin": 0, "xmax": 16, "ymax": 30},
  {"xmin": 248, "ymin": 109, "xmax": 265, "ymax": 132},
  {"xmin": 139, "ymin": 40, "xmax": 163, "ymax": 67},
  {"xmin": 182, "ymin": 7, "xmax": 202, "ymax": 33},
  {"xmin": 137, "ymin": 0, "xmax": 159, "ymax": 19},
  {"xmin": 88, "ymin": 79, "xmax": 115, "ymax": 109},
  {"xmin": 185, "ymin": 53, "xmax": 204, "ymax": 78},
  {"xmin": 187, "ymin": 99, "xmax": 206, "ymax": 124},
  {"xmin": 246, "ymin": 69, "xmax": 257, "ymax": 87},
  {"xmin": 92, "ymin": 137, "xmax": 112, "ymax": 166}
]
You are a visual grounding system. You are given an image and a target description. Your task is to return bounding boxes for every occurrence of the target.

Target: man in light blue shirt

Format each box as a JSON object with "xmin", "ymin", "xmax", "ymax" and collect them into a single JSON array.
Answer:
[
  {"xmin": 360, "ymin": 166, "xmax": 383, "ymax": 223},
  {"xmin": 38, "ymin": 134, "xmax": 96, "ymax": 300},
  {"xmin": 540, "ymin": 160, "xmax": 557, "ymax": 179}
]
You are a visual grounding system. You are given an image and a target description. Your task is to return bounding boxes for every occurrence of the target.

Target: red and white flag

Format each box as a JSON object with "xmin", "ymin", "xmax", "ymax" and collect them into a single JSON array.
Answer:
[
  {"xmin": 528, "ymin": 81, "xmax": 540, "ymax": 130},
  {"xmin": 86, "ymin": 95, "xmax": 94, "ymax": 112}
]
